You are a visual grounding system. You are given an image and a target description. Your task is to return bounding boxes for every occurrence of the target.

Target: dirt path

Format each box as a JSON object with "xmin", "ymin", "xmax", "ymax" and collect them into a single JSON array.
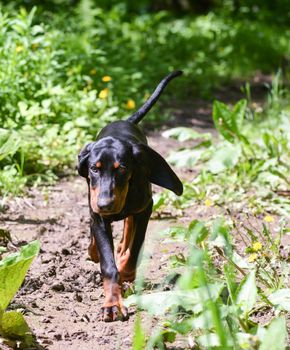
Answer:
[
  {"xmin": 1, "ymin": 130, "xmax": 198, "ymax": 349},
  {"xmin": 0, "ymin": 79, "xmax": 275, "ymax": 349},
  {"xmin": 1, "ymin": 176, "xmax": 183, "ymax": 349}
]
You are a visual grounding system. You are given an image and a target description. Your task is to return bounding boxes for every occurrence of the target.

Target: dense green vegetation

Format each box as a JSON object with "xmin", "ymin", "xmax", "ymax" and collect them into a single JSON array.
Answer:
[
  {"xmin": 127, "ymin": 218, "xmax": 289, "ymax": 349},
  {"xmin": 0, "ymin": 0, "xmax": 290, "ymax": 196},
  {"xmin": 155, "ymin": 75, "xmax": 290, "ymax": 216}
]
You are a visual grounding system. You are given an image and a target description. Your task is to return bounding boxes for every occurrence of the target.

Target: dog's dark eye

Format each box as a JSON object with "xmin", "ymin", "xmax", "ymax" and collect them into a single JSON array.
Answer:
[
  {"xmin": 118, "ymin": 165, "xmax": 127, "ymax": 173},
  {"xmin": 90, "ymin": 166, "xmax": 99, "ymax": 173}
]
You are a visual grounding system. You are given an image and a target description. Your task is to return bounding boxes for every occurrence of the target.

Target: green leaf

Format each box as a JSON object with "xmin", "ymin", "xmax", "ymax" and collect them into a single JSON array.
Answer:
[
  {"xmin": 132, "ymin": 314, "xmax": 146, "ymax": 350},
  {"xmin": 188, "ymin": 220, "xmax": 209, "ymax": 244},
  {"xmin": 1, "ymin": 311, "xmax": 31, "ymax": 339},
  {"xmin": 259, "ymin": 316, "xmax": 287, "ymax": 350},
  {"xmin": 210, "ymin": 218, "xmax": 232, "ymax": 257},
  {"xmin": 207, "ymin": 143, "xmax": 241, "ymax": 173},
  {"xmin": 161, "ymin": 329, "xmax": 176, "ymax": 343},
  {"xmin": 235, "ymin": 270, "xmax": 257, "ymax": 315},
  {"xmin": 212, "ymin": 101, "xmax": 235, "ymax": 142},
  {"xmin": 0, "ymin": 130, "xmax": 21, "ymax": 162},
  {"xmin": 124, "ymin": 283, "xmax": 223, "ymax": 316},
  {"xmin": 268, "ymin": 289, "xmax": 290, "ymax": 311},
  {"xmin": 189, "ymin": 305, "xmax": 229, "ymax": 330},
  {"xmin": 167, "ymin": 149, "xmax": 202, "ymax": 168},
  {"xmin": 232, "ymin": 99, "xmax": 247, "ymax": 134},
  {"xmin": 0, "ymin": 241, "xmax": 40, "ymax": 314},
  {"xmin": 197, "ymin": 333, "xmax": 221, "ymax": 347},
  {"xmin": 212, "ymin": 100, "xmax": 247, "ymax": 142},
  {"xmin": 162, "ymin": 127, "xmax": 211, "ymax": 142},
  {"xmin": 152, "ymin": 193, "xmax": 166, "ymax": 211}
]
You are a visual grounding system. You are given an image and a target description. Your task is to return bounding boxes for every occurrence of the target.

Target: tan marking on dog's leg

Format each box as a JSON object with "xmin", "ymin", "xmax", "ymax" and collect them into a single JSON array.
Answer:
[
  {"xmin": 90, "ymin": 186, "xmax": 100, "ymax": 213},
  {"xmin": 88, "ymin": 235, "xmax": 99, "ymax": 263},
  {"xmin": 117, "ymin": 216, "xmax": 136, "ymax": 282}
]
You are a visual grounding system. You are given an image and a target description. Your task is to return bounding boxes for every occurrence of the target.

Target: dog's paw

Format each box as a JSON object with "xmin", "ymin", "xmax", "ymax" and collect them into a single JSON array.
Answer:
[
  {"xmin": 101, "ymin": 304, "xmax": 129, "ymax": 322},
  {"xmin": 120, "ymin": 269, "xmax": 136, "ymax": 283}
]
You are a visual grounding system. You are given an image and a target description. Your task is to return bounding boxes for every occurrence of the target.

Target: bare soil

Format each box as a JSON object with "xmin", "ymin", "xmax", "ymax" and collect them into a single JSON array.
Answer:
[
  {"xmin": 1, "ymin": 79, "xmax": 286, "ymax": 349},
  {"xmin": 0, "ymin": 128, "xmax": 199, "ymax": 350}
]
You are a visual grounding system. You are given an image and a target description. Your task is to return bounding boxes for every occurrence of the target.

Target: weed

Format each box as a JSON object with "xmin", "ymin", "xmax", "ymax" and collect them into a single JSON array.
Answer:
[
  {"xmin": 160, "ymin": 77, "xmax": 290, "ymax": 216},
  {"xmin": 125, "ymin": 218, "xmax": 289, "ymax": 349},
  {"xmin": 0, "ymin": 240, "xmax": 40, "ymax": 344}
]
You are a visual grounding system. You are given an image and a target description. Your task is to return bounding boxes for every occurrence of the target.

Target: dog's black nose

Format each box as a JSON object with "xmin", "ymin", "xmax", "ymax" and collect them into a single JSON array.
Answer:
[{"xmin": 98, "ymin": 198, "xmax": 114, "ymax": 211}]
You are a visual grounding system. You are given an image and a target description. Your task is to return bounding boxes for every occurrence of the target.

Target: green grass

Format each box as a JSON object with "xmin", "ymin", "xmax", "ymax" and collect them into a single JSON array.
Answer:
[
  {"xmin": 155, "ymin": 74, "xmax": 290, "ymax": 216},
  {"xmin": 125, "ymin": 217, "xmax": 289, "ymax": 349}
]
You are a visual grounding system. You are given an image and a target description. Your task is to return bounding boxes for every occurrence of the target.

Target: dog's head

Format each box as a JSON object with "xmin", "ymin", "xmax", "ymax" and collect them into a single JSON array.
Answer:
[{"xmin": 78, "ymin": 136, "xmax": 183, "ymax": 215}]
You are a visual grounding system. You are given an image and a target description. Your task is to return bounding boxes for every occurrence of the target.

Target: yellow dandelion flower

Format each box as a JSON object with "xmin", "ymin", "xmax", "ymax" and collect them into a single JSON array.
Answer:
[
  {"xmin": 15, "ymin": 45, "xmax": 24, "ymax": 53},
  {"xmin": 248, "ymin": 253, "xmax": 258, "ymax": 263},
  {"xmin": 99, "ymin": 88, "xmax": 109, "ymax": 99},
  {"xmin": 126, "ymin": 99, "xmax": 136, "ymax": 110},
  {"xmin": 252, "ymin": 242, "xmax": 262, "ymax": 252},
  {"xmin": 102, "ymin": 75, "xmax": 112, "ymax": 82},
  {"xmin": 90, "ymin": 68, "xmax": 97, "ymax": 76},
  {"xmin": 264, "ymin": 215, "xmax": 274, "ymax": 223},
  {"xmin": 204, "ymin": 199, "xmax": 213, "ymax": 207}
]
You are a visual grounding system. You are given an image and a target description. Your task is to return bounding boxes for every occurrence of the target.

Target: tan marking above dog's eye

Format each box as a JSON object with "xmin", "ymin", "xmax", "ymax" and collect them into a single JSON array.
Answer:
[{"xmin": 96, "ymin": 161, "xmax": 102, "ymax": 168}]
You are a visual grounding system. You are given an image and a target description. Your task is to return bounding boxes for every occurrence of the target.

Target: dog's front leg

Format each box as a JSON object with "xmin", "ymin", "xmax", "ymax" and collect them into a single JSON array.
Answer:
[{"xmin": 91, "ymin": 215, "xmax": 128, "ymax": 322}]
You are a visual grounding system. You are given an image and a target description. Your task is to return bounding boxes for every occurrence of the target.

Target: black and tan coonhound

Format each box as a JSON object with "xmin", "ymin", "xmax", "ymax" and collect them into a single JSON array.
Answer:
[{"xmin": 78, "ymin": 71, "xmax": 183, "ymax": 322}]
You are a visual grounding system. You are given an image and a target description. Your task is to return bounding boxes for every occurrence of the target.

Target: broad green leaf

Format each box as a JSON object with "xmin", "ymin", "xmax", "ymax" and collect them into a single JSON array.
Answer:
[
  {"xmin": 0, "ymin": 241, "xmax": 40, "ymax": 314},
  {"xmin": 259, "ymin": 317, "xmax": 287, "ymax": 350},
  {"xmin": 167, "ymin": 149, "xmax": 202, "ymax": 168},
  {"xmin": 232, "ymin": 99, "xmax": 247, "ymax": 134},
  {"xmin": 207, "ymin": 143, "xmax": 241, "ymax": 173},
  {"xmin": 1, "ymin": 311, "xmax": 31, "ymax": 338},
  {"xmin": 236, "ymin": 270, "xmax": 257, "ymax": 315},
  {"xmin": 162, "ymin": 127, "xmax": 211, "ymax": 142},
  {"xmin": 210, "ymin": 218, "xmax": 232, "ymax": 257},
  {"xmin": 212, "ymin": 101, "xmax": 235, "ymax": 143},
  {"xmin": 268, "ymin": 289, "xmax": 290, "ymax": 311},
  {"xmin": 197, "ymin": 333, "xmax": 222, "ymax": 347},
  {"xmin": 18, "ymin": 101, "xmax": 29, "ymax": 117},
  {"xmin": 189, "ymin": 305, "xmax": 229, "ymax": 330},
  {"xmin": 0, "ymin": 130, "xmax": 21, "ymax": 162},
  {"xmin": 124, "ymin": 283, "xmax": 223, "ymax": 315},
  {"xmin": 188, "ymin": 220, "xmax": 209, "ymax": 244}
]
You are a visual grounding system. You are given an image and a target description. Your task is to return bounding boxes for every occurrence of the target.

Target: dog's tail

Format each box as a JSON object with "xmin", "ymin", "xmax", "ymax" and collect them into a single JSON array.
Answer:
[{"xmin": 127, "ymin": 70, "xmax": 183, "ymax": 125}]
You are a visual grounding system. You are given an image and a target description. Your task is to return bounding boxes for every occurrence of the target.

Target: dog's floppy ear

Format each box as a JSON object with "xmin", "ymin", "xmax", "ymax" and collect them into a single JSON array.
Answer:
[
  {"xmin": 78, "ymin": 142, "xmax": 94, "ymax": 178},
  {"xmin": 133, "ymin": 144, "xmax": 183, "ymax": 195}
]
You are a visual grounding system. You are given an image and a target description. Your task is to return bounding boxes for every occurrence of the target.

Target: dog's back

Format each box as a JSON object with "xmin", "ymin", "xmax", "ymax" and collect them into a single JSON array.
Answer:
[
  {"xmin": 97, "ymin": 120, "xmax": 147, "ymax": 145},
  {"xmin": 97, "ymin": 70, "xmax": 183, "ymax": 145}
]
